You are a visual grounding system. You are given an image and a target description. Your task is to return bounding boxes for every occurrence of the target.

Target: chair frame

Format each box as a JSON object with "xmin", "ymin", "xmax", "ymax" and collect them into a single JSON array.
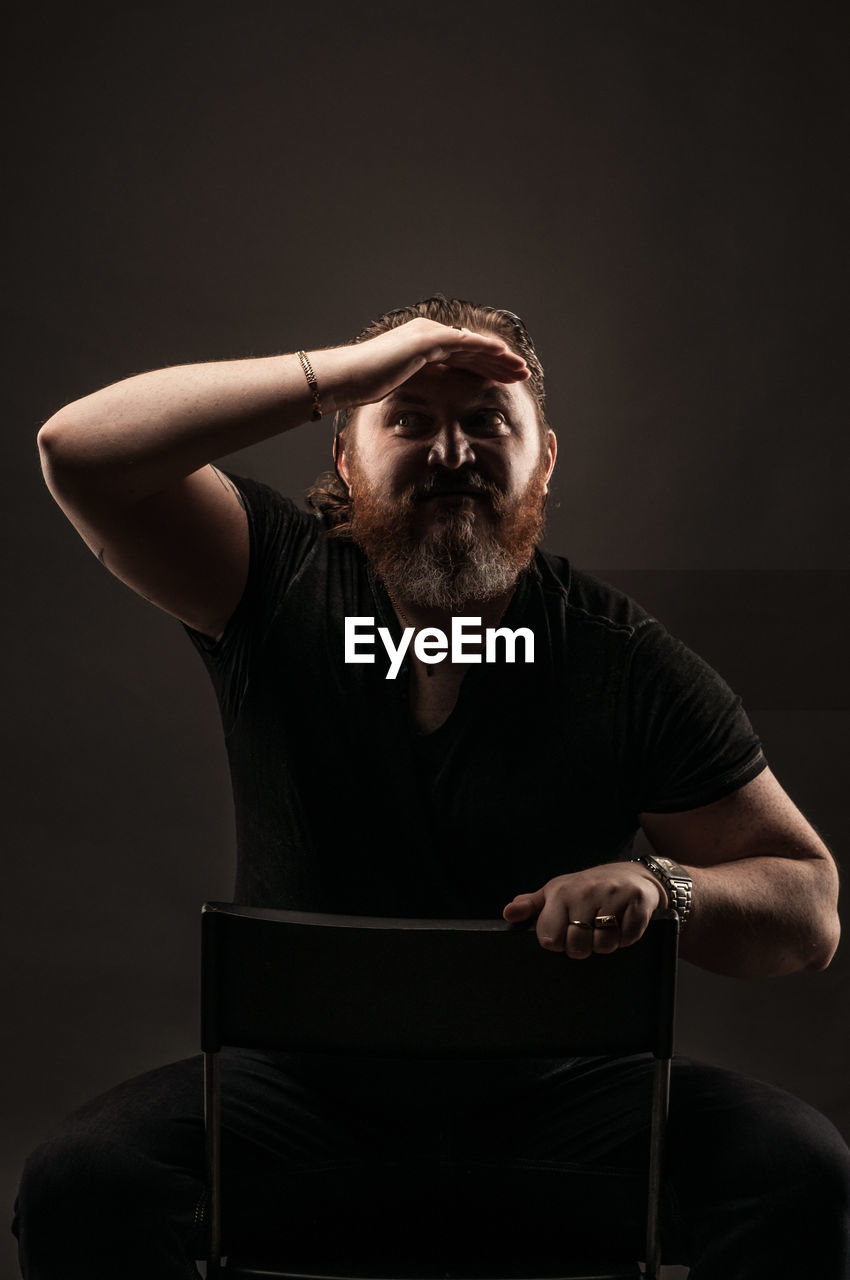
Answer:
[{"xmin": 201, "ymin": 903, "xmax": 679, "ymax": 1280}]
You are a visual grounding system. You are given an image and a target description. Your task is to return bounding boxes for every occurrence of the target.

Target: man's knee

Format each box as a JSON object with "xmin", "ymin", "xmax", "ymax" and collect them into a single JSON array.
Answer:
[
  {"xmin": 677, "ymin": 1064, "xmax": 849, "ymax": 1196},
  {"xmin": 669, "ymin": 1062, "xmax": 850, "ymax": 1268},
  {"xmin": 19, "ymin": 1131, "xmax": 164, "ymax": 1228},
  {"xmin": 767, "ymin": 1096, "xmax": 850, "ymax": 1228},
  {"xmin": 14, "ymin": 1129, "xmax": 204, "ymax": 1271}
]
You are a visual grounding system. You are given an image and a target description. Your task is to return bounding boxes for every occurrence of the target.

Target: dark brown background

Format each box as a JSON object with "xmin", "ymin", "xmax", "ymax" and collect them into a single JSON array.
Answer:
[{"xmin": 4, "ymin": 2, "xmax": 848, "ymax": 1277}]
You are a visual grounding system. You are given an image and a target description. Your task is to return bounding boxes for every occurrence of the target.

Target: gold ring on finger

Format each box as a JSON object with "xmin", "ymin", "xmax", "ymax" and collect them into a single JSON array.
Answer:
[
  {"xmin": 593, "ymin": 914, "xmax": 618, "ymax": 928},
  {"xmin": 568, "ymin": 919, "xmax": 594, "ymax": 929}
]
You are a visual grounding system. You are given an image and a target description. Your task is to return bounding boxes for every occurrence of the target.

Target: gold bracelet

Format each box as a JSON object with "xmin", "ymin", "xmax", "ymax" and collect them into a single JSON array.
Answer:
[{"xmin": 295, "ymin": 350, "xmax": 323, "ymax": 421}]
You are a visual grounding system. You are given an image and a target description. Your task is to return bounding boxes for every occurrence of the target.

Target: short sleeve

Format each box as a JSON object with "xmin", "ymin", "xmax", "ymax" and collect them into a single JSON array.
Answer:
[
  {"xmin": 619, "ymin": 620, "xmax": 767, "ymax": 813},
  {"xmin": 182, "ymin": 471, "xmax": 320, "ymax": 732}
]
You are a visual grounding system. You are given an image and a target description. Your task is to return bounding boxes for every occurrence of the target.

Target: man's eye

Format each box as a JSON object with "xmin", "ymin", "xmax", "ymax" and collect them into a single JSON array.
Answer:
[
  {"xmin": 392, "ymin": 412, "xmax": 428, "ymax": 433},
  {"xmin": 467, "ymin": 410, "xmax": 509, "ymax": 433},
  {"xmin": 390, "ymin": 410, "xmax": 508, "ymax": 435}
]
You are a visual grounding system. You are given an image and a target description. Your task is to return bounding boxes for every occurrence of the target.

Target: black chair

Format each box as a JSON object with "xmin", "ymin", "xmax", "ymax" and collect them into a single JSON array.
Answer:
[{"xmin": 201, "ymin": 903, "xmax": 679, "ymax": 1280}]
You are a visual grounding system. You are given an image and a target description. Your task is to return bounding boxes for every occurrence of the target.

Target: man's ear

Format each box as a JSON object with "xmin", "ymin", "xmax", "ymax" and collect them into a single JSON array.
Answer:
[
  {"xmin": 543, "ymin": 429, "xmax": 557, "ymax": 494},
  {"xmin": 333, "ymin": 433, "xmax": 351, "ymax": 490}
]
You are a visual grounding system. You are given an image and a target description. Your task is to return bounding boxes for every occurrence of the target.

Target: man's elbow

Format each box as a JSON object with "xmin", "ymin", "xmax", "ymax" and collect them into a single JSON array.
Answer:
[
  {"xmin": 799, "ymin": 850, "xmax": 841, "ymax": 971},
  {"xmin": 804, "ymin": 910, "xmax": 841, "ymax": 971},
  {"xmin": 38, "ymin": 407, "xmax": 113, "ymax": 505},
  {"xmin": 38, "ymin": 408, "xmax": 88, "ymax": 478}
]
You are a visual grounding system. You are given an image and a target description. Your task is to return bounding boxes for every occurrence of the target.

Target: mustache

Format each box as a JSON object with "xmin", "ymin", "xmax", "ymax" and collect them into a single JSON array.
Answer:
[{"xmin": 409, "ymin": 470, "xmax": 502, "ymax": 504}]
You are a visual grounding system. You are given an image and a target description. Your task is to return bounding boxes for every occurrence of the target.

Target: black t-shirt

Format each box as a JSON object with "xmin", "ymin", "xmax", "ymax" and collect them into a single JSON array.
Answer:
[{"xmin": 185, "ymin": 473, "xmax": 767, "ymax": 917}]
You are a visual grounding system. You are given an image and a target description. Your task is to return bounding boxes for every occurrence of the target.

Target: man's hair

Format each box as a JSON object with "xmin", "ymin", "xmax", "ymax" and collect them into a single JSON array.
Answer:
[{"xmin": 306, "ymin": 294, "xmax": 549, "ymax": 532}]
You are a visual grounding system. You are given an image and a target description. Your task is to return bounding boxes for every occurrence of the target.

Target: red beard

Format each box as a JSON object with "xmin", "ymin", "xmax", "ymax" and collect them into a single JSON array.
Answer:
[{"xmin": 346, "ymin": 458, "xmax": 549, "ymax": 609}]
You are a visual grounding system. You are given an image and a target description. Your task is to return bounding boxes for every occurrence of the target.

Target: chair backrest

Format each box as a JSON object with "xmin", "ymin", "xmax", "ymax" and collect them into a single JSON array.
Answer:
[
  {"xmin": 201, "ymin": 903, "xmax": 678, "ymax": 1060},
  {"xmin": 201, "ymin": 904, "xmax": 679, "ymax": 1279}
]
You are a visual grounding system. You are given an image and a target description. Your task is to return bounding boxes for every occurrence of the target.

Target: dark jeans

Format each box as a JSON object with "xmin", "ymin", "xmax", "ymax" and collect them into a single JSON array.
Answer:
[{"xmin": 12, "ymin": 1050, "xmax": 850, "ymax": 1279}]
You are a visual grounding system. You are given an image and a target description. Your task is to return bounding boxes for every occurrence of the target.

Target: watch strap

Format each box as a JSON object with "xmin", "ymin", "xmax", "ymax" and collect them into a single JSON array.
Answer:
[{"xmin": 628, "ymin": 855, "xmax": 693, "ymax": 929}]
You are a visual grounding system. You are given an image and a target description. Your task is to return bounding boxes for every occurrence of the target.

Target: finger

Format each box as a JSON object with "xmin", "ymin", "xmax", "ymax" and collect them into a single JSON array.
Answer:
[
  {"xmin": 450, "ymin": 353, "xmax": 530, "ymax": 383},
  {"xmin": 428, "ymin": 328, "xmax": 513, "ymax": 361},
  {"xmin": 502, "ymin": 890, "xmax": 544, "ymax": 922},
  {"xmin": 445, "ymin": 344, "xmax": 529, "ymax": 373},
  {"xmin": 591, "ymin": 918, "xmax": 621, "ymax": 955},
  {"xmin": 427, "ymin": 329, "xmax": 530, "ymax": 380},
  {"xmin": 536, "ymin": 887, "xmax": 600, "ymax": 958},
  {"xmin": 619, "ymin": 897, "xmax": 654, "ymax": 948},
  {"xmin": 444, "ymin": 341, "xmax": 527, "ymax": 367},
  {"xmin": 563, "ymin": 919, "xmax": 596, "ymax": 959},
  {"xmin": 534, "ymin": 894, "xmax": 571, "ymax": 952},
  {"xmin": 502, "ymin": 900, "xmax": 533, "ymax": 921}
]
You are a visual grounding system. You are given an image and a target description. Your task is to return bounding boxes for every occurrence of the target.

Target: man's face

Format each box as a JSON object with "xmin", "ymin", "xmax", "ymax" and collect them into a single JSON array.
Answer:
[{"xmin": 336, "ymin": 362, "xmax": 557, "ymax": 609}]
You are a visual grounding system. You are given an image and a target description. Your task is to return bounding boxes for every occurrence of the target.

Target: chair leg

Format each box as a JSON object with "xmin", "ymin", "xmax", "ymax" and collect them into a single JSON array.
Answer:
[
  {"xmin": 644, "ymin": 1056, "xmax": 671, "ymax": 1279},
  {"xmin": 204, "ymin": 1052, "xmax": 223, "ymax": 1275}
]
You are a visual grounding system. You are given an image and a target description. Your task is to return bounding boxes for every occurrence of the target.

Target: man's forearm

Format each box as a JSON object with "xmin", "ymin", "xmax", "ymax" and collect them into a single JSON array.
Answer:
[
  {"xmin": 679, "ymin": 856, "xmax": 840, "ymax": 978},
  {"xmin": 37, "ymin": 348, "xmax": 350, "ymax": 503},
  {"xmin": 37, "ymin": 320, "xmax": 529, "ymax": 507},
  {"xmin": 34, "ymin": 320, "xmax": 528, "ymax": 634}
]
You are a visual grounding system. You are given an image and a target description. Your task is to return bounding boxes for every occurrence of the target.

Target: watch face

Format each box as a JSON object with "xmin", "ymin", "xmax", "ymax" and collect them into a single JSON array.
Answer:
[{"xmin": 655, "ymin": 856, "xmax": 693, "ymax": 888}]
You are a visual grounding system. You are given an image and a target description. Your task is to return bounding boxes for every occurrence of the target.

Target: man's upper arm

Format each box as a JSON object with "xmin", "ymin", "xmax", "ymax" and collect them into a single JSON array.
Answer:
[
  {"xmin": 640, "ymin": 766, "xmax": 837, "ymax": 875},
  {"xmin": 50, "ymin": 463, "xmax": 249, "ymax": 640}
]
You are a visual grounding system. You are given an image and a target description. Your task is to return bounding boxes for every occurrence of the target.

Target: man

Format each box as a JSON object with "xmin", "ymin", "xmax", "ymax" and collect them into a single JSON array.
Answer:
[{"xmin": 17, "ymin": 296, "xmax": 848, "ymax": 1277}]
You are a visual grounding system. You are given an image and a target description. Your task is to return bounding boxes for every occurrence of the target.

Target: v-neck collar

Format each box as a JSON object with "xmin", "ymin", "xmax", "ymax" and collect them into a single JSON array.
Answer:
[{"xmin": 366, "ymin": 559, "xmax": 538, "ymax": 737}]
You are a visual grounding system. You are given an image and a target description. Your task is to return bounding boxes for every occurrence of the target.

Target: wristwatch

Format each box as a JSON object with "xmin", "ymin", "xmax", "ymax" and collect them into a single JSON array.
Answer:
[{"xmin": 629, "ymin": 855, "xmax": 693, "ymax": 929}]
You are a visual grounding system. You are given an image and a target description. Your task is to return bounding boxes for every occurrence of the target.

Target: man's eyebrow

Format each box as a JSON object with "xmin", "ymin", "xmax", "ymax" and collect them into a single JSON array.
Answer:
[
  {"xmin": 383, "ymin": 387, "xmax": 515, "ymax": 410},
  {"xmin": 382, "ymin": 392, "xmax": 430, "ymax": 406}
]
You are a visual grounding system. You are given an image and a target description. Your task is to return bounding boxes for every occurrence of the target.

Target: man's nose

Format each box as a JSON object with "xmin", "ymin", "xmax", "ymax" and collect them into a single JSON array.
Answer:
[{"xmin": 427, "ymin": 421, "xmax": 475, "ymax": 469}]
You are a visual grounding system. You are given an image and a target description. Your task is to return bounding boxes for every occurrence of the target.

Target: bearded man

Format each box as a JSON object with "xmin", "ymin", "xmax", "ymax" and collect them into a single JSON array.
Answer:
[{"xmin": 16, "ymin": 297, "xmax": 848, "ymax": 1278}]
